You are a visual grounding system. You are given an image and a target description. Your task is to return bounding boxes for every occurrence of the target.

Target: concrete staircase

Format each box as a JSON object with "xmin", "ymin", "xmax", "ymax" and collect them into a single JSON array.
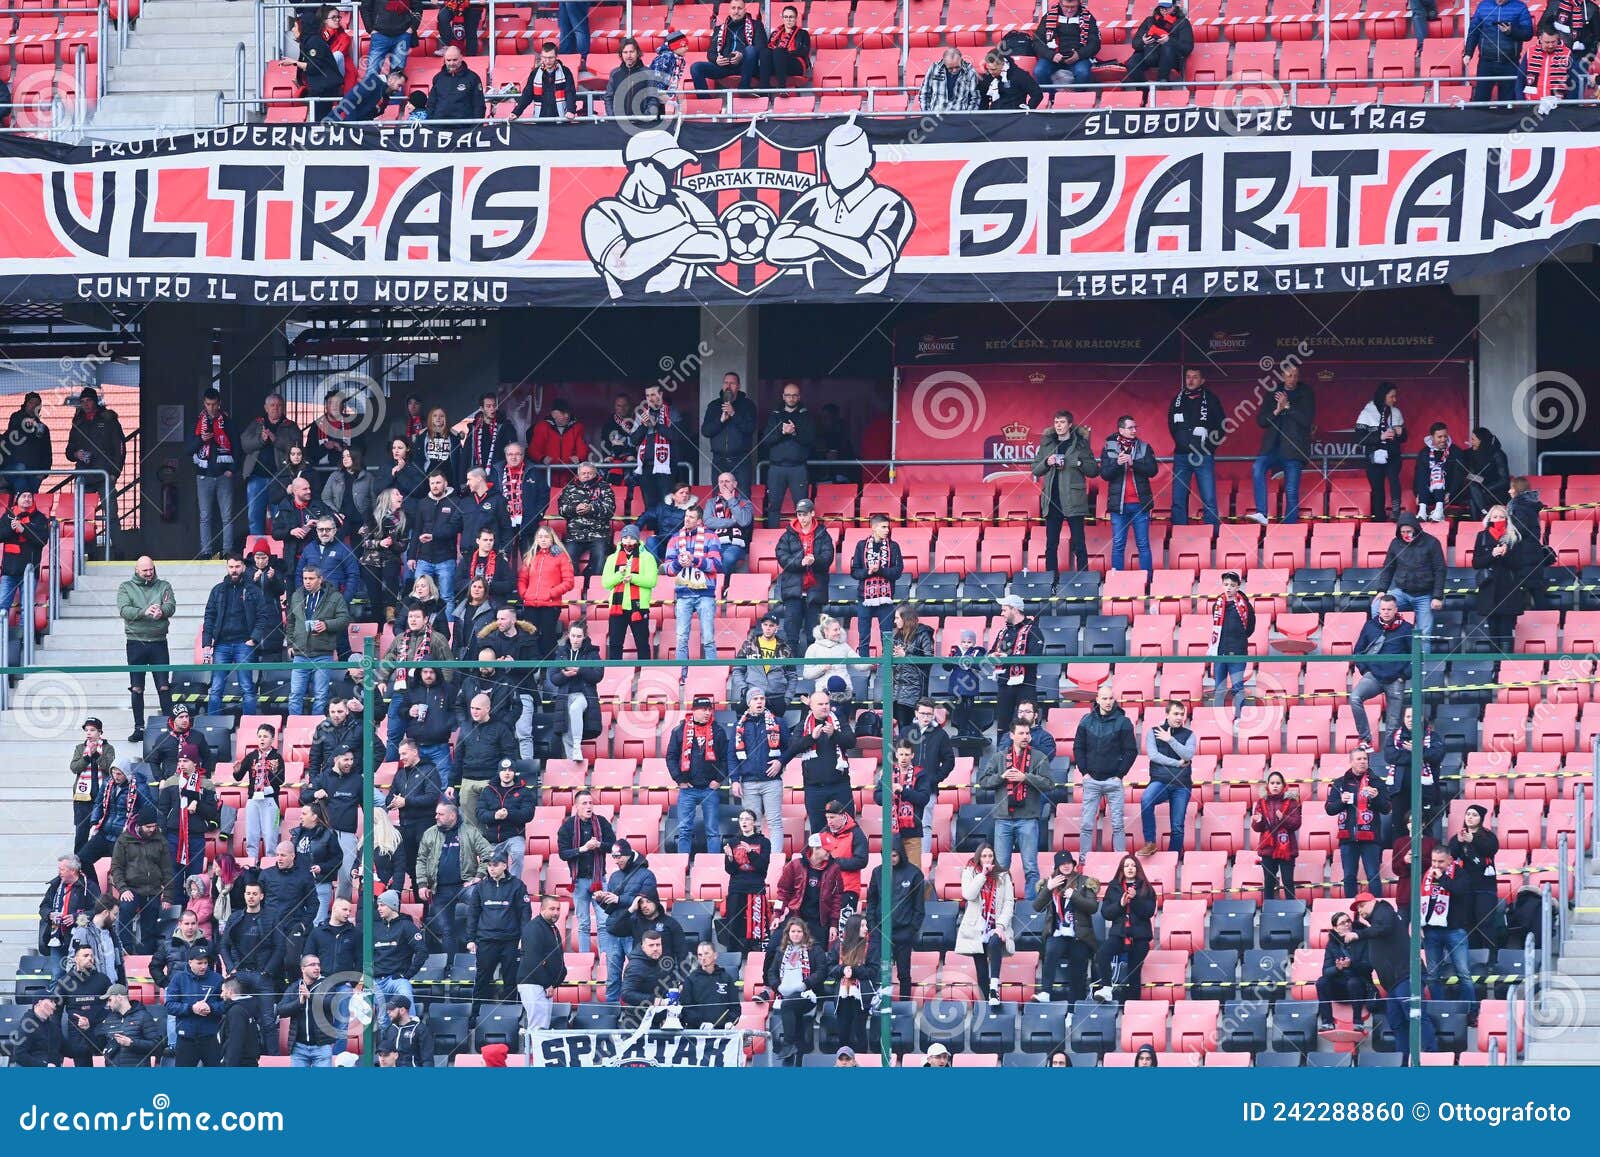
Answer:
[
  {"xmin": 92, "ymin": 0, "xmax": 259, "ymax": 131},
  {"xmin": 0, "ymin": 560, "xmax": 218, "ymax": 981},
  {"xmin": 1522, "ymin": 872, "xmax": 1600, "ymax": 1064}
]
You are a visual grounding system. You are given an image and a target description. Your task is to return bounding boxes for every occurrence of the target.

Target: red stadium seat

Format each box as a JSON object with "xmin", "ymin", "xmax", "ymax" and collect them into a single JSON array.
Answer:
[
  {"xmin": 1119, "ymin": 1000, "xmax": 1170, "ymax": 1051},
  {"xmin": 1170, "ymin": 999, "xmax": 1220, "ymax": 1053}
]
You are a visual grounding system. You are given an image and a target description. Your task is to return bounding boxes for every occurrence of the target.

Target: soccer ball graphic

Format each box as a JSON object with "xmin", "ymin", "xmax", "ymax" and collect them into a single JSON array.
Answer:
[{"xmin": 720, "ymin": 201, "xmax": 777, "ymax": 265}]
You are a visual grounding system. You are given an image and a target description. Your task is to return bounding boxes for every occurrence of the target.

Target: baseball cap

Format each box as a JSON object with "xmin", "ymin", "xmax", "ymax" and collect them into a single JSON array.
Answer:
[
  {"xmin": 386, "ymin": 993, "xmax": 412, "ymax": 1010},
  {"xmin": 996, "ymin": 594, "xmax": 1025, "ymax": 611},
  {"xmin": 926, "ymin": 1042, "xmax": 951, "ymax": 1057},
  {"xmin": 836, "ymin": 1046, "xmax": 856, "ymax": 1060},
  {"xmin": 759, "ymin": 612, "xmax": 780, "ymax": 625},
  {"xmin": 795, "ymin": 498, "xmax": 815, "ymax": 513},
  {"xmin": 622, "ymin": 129, "xmax": 695, "ymax": 170},
  {"xmin": 807, "ymin": 834, "xmax": 825, "ymax": 850},
  {"xmin": 1350, "ymin": 891, "xmax": 1377, "ymax": 911},
  {"xmin": 105, "ymin": 983, "xmax": 129, "ymax": 999},
  {"xmin": 488, "ymin": 848, "xmax": 509, "ymax": 864},
  {"xmin": 692, "ymin": 694, "xmax": 716, "ymax": 710},
  {"xmin": 824, "ymin": 799, "xmax": 848, "ymax": 815},
  {"xmin": 82, "ymin": 717, "xmax": 103, "ymax": 731}
]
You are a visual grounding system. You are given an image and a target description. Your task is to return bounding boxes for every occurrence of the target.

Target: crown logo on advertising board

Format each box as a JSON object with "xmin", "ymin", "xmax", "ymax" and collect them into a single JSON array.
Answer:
[
  {"xmin": 1026, "ymin": 371, "xmax": 1047, "ymax": 384},
  {"xmin": 1001, "ymin": 421, "xmax": 1031, "ymax": 442}
]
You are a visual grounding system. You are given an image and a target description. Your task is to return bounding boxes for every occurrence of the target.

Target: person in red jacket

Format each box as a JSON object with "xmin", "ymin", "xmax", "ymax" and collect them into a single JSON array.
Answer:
[
  {"xmin": 774, "ymin": 835, "xmax": 843, "ymax": 947},
  {"xmin": 517, "ymin": 526, "xmax": 576, "ymax": 660},
  {"xmin": 818, "ymin": 799, "xmax": 868, "ymax": 927},
  {"xmin": 1251, "ymin": 771, "xmax": 1302, "ymax": 900},
  {"xmin": 526, "ymin": 400, "xmax": 588, "ymax": 483}
]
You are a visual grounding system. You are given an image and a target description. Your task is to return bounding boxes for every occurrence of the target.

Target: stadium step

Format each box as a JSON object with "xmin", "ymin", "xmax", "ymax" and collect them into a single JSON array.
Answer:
[
  {"xmin": 93, "ymin": 0, "xmax": 259, "ymax": 131},
  {"xmin": 0, "ymin": 559, "xmax": 218, "ymax": 985},
  {"xmin": 1523, "ymin": 875, "xmax": 1600, "ymax": 1063}
]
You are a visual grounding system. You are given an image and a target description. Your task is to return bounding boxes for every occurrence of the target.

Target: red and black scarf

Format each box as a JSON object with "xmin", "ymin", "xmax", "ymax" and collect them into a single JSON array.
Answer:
[
  {"xmin": 734, "ymin": 710, "xmax": 782, "ymax": 764},
  {"xmin": 405, "ymin": 413, "xmax": 425, "ymax": 440},
  {"xmin": 679, "ymin": 717, "xmax": 720, "ymax": 775},
  {"xmin": 609, "ymin": 549, "xmax": 645, "ymax": 619},
  {"xmin": 636, "ymin": 404, "xmax": 674, "ymax": 474},
  {"xmin": 467, "ymin": 550, "xmax": 498, "ymax": 588},
  {"xmin": 1209, "ymin": 589, "xmax": 1250, "ymax": 651},
  {"xmin": 769, "ymin": 22, "xmax": 801, "ymax": 49},
  {"xmin": 95, "ymin": 775, "xmax": 139, "ymax": 834},
  {"xmin": 1041, "ymin": 6, "xmax": 1093, "ymax": 50},
  {"xmin": 980, "ymin": 875, "xmax": 999, "ymax": 934},
  {"xmin": 715, "ymin": 13, "xmax": 757, "ymax": 55},
  {"xmin": 1426, "ymin": 442, "xmax": 1451, "ymax": 493},
  {"xmin": 468, "ymin": 415, "xmax": 501, "ymax": 471},
  {"xmin": 1116, "ymin": 433, "xmax": 1138, "ymax": 506},
  {"xmin": 860, "ymin": 537, "xmax": 894, "ymax": 604},
  {"xmin": 174, "ymin": 758, "xmax": 203, "ymax": 865},
  {"xmin": 250, "ymin": 749, "xmax": 280, "ymax": 796},
  {"xmin": 1003, "ymin": 617, "xmax": 1034, "ymax": 681},
  {"xmin": 1145, "ymin": 5, "xmax": 1179, "ymax": 39},
  {"xmin": 504, "ymin": 466, "xmax": 524, "ymax": 521},
  {"xmin": 1052, "ymin": 882, "xmax": 1076, "ymax": 932},
  {"xmin": 1421, "ymin": 860, "xmax": 1457, "ymax": 926},
  {"xmin": 1005, "ymin": 741, "xmax": 1031, "ymax": 808},
  {"xmin": 892, "ymin": 759, "xmax": 920, "ymax": 831},
  {"xmin": 1337, "ymin": 772, "xmax": 1380, "ymax": 843},
  {"xmin": 194, "ymin": 411, "xmax": 235, "ymax": 467}
]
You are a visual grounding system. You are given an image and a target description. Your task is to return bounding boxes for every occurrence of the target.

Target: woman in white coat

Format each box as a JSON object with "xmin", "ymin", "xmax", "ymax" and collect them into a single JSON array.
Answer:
[{"xmin": 956, "ymin": 841, "xmax": 1015, "ymax": 1009}]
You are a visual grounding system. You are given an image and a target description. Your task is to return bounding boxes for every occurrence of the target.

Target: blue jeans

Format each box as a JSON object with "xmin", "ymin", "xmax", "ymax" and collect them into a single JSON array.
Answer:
[
  {"xmin": 600, "ymin": 931, "xmax": 632, "ymax": 1004},
  {"xmin": 290, "ymin": 1042, "xmax": 333, "ymax": 1067},
  {"xmin": 289, "ymin": 655, "xmax": 333, "ymax": 716},
  {"xmin": 572, "ymin": 877, "xmax": 598, "ymax": 953},
  {"xmin": 1252, "ymin": 453, "xmax": 1304, "ymax": 523},
  {"xmin": 363, "ymin": 30, "xmax": 411, "ymax": 80},
  {"xmin": 1384, "ymin": 976, "xmax": 1437, "ymax": 1052},
  {"xmin": 383, "ymin": 694, "xmax": 409, "ymax": 760},
  {"xmin": 1171, "ymin": 453, "xmax": 1219, "ymax": 526},
  {"xmin": 1213, "ymin": 661, "xmax": 1247, "ymax": 712},
  {"xmin": 675, "ymin": 591, "xmax": 716, "ymax": 672},
  {"xmin": 691, "ymin": 46, "xmax": 762, "ymax": 90},
  {"xmin": 1034, "ymin": 56, "xmax": 1093, "ymax": 85},
  {"xmin": 557, "ymin": 1, "xmax": 590, "ymax": 58},
  {"xmin": 1376, "ymin": 589, "xmax": 1435, "ymax": 654},
  {"xmin": 1340, "ymin": 842, "xmax": 1382, "ymax": 898},
  {"xmin": 0, "ymin": 571, "xmax": 24, "ymax": 616},
  {"xmin": 418, "ymin": 744, "xmax": 452, "ymax": 789},
  {"xmin": 719, "ymin": 543, "xmax": 747, "ymax": 575},
  {"xmin": 993, "ymin": 817, "xmax": 1040, "ymax": 900},
  {"xmin": 1109, "ymin": 509, "xmax": 1152, "ymax": 571},
  {"xmin": 1423, "ymin": 926, "xmax": 1477, "ymax": 1009},
  {"xmin": 208, "ymin": 641, "xmax": 259, "ymax": 714},
  {"xmin": 246, "ymin": 476, "xmax": 274, "ymax": 537},
  {"xmin": 414, "ymin": 559, "xmax": 455, "ymax": 607},
  {"xmin": 676, "ymin": 786, "xmax": 722, "ymax": 853},
  {"xmin": 374, "ymin": 976, "xmax": 415, "ymax": 1032},
  {"xmin": 1140, "ymin": 782, "xmax": 1191, "ymax": 851}
]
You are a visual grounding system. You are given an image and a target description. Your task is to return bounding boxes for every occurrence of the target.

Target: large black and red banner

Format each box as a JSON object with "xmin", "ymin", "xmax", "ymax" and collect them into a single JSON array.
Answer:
[{"xmin": 1, "ymin": 106, "xmax": 1597, "ymax": 306}]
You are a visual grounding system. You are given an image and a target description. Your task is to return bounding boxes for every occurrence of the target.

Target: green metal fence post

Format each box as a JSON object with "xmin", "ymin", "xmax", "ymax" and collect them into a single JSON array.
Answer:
[
  {"xmin": 361, "ymin": 635, "xmax": 377, "ymax": 1066},
  {"xmin": 878, "ymin": 651, "xmax": 895, "ymax": 1066},
  {"xmin": 1408, "ymin": 634, "xmax": 1424, "ymax": 1065}
]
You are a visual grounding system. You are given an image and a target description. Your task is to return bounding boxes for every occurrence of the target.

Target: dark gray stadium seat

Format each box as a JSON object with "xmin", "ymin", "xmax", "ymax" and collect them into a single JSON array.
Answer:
[
  {"xmin": 1356, "ymin": 1049, "xmax": 1403, "ymax": 1067},
  {"xmin": 1258, "ymin": 901, "xmax": 1306, "ymax": 951},
  {"xmin": 1019, "ymin": 1002, "xmax": 1070, "ymax": 1053},
  {"xmin": 1209, "ymin": 900, "xmax": 1257, "ymax": 951},
  {"xmin": 915, "ymin": 997, "xmax": 971, "ymax": 1053},
  {"xmin": 411, "ymin": 954, "xmax": 450, "ymax": 1004},
  {"xmin": 1269, "ymin": 1000, "xmax": 1320, "ymax": 1052},
  {"xmin": 1426, "ymin": 1001, "xmax": 1473, "ymax": 1052},
  {"xmin": 960, "ymin": 571, "xmax": 1009, "ymax": 614},
  {"xmin": 1189, "ymin": 949, "xmax": 1241, "ymax": 1002},
  {"xmin": 1430, "ymin": 704, "xmax": 1480, "ymax": 753},
  {"xmin": 1035, "ymin": 615, "xmax": 1081, "ymax": 656},
  {"xmin": 13, "ymin": 954, "xmax": 54, "ymax": 1002},
  {"xmin": 969, "ymin": 1004, "xmax": 1018, "ymax": 1053},
  {"xmin": 1011, "ymin": 571, "xmax": 1061, "ymax": 616},
  {"xmin": 914, "ymin": 572, "xmax": 961, "ymax": 611},
  {"xmin": 1254, "ymin": 1049, "xmax": 1302, "ymax": 1067},
  {"xmin": 1289, "ymin": 568, "xmax": 1337, "ymax": 615},
  {"xmin": 569, "ymin": 1003, "xmax": 620, "ymax": 1032},
  {"xmin": 1305, "ymin": 1051, "xmax": 1353, "ymax": 1067},
  {"xmin": 0, "ymin": 1003, "xmax": 28, "ymax": 1057},
  {"xmin": 916, "ymin": 901, "xmax": 960, "ymax": 952},
  {"xmin": 474, "ymin": 1003, "xmax": 523, "ymax": 1049},
  {"xmin": 1218, "ymin": 1000, "xmax": 1269, "ymax": 1052},
  {"xmin": 1080, "ymin": 615, "xmax": 1128, "ymax": 657},
  {"xmin": 1240, "ymin": 948, "xmax": 1290, "ymax": 1002},
  {"xmin": 1012, "ymin": 907, "xmax": 1049, "ymax": 953},
  {"xmin": 1069, "ymin": 1001, "xmax": 1118, "ymax": 1053},
  {"xmin": 672, "ymin": 900, "xmax": 715, "ymax": 946},
  {"xmin": 424, "ymin": 1001, "xmax": 473, "ymax": 1055},
  {"xmin": 1333, "ymin": 568, "xmax": 1381, "ymax": 612},
  {"xmin": 889, "ymin": 1000, "xmax": 918, "ymax": 1053}
]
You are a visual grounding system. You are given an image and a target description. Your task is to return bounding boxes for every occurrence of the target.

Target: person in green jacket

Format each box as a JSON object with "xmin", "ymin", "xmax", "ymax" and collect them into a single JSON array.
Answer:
[
  {"xmin": 415, "ymin": 801, "xmax": 493, "ymax": 962},
  {"xmin": 1031, "ymin": 410, "xmax": 1099, "ymax": 577},
  {"xmin": 116, "ymin": 557, "xmax": 177, "ymax": 742},
  {"xmin": 286, "ymin": 565, "xmax": 352, "ymax": 717},
  {"xmin": 602, "ymin": 524, "xmax": 658, "ymax": 661}
]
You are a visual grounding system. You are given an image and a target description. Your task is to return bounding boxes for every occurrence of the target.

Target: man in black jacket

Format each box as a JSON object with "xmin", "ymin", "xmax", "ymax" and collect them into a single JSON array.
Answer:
[
  {"xmin": 219, "ymin": 977, "xmax": 261, "ymax": 1067},
  {"xmin": 864, "ymin": 836, "xmax": 925, "ymax": 999},
  {"xmin": 1, "ymin": 392, "xmax": 50, "ymax": 489},
  {"xmin": 410, "ymin": 470, "xmax": 464, "ymax": 606},
  {"xmin": 13, "ymin": 996, "xmax": 64, "ymax": 1067},
  {"xmin": 512, "ymin": 42, "xmax": 579, "ymax": 120},
  {"xmin": 1349, "ymin": 892, "xmax": 1435, "ymax": 1052},
  {"xmin": 277, "ymin": 954, "xmax": 341, "ymax": 1066},
  {"xmin": 548, "ymin": 622, "xmax": 602, "ymax": 760},
  {"xmin": 372, "ymin": 890, "xmax": 427, "ymax": 1031},
  {"xmin": 517, "ymin": 893, "xmax": 567, "ymax": 1033},
  {"xmin": 425, "ymin": 46, "xmax": 486, "ymax": 120},
  {"xmin": 978, "ymin": 47, "xmax": 1045, "ymax": 107},
  {"xmin": 620, "ymin": 928, "xmax": 678, "ymax": 1022},
  {"xmin": 667, "ymin": 695, "xmax": 725, "ymax": 855},
  {"xmin": 222, "ymin": 878, "xmax": 282, "ymax": 1036},
  {"xmin": 1248, "ymin": 363, "xmax": 1316, "ymax": 526},
  {"xmin": 1073, "ymin": 684, "xmax": 1136, "ymax": 854},
  {"xmin": 38, "ymin": 853, "xmax": 99, "ymax": 963},
  {"xmin": 681, "ymin": 940, "xmax": 740, "ymax": 1028},
  {"xmin": 377, "ymin": 995, "xmax": 433, "ymax": 1067},
  {"xmin": 1372, "ymin": 512, "xmax": 1445, "ymax": 653},
  {"xmin": 202, "ymin": 554, "xmax": 269, "ymax": 716},
  {"xmin": 557, "ymin": 791, "xmax": 614, "ymax": 955},
  {"xmin": 325, "ymin": 67, "xmax": 406, "ymax": 122},
  {"xmin": 476, "ymin": 760, "xmax": 537, "ymax": 878},
  {"xmin": 455, "ymin": 699, "xmax": 520, "ymax": 827},
  {"xmin": 478, "ymin": 607, "xmax": 540, "ymax": 760},
  {"xmin": 389, "ymin": 738, "xmax": 442, "ymax": 891},
  {"xmin": 1168, "ymin": 367, "xmax": 1224, "ymax": 527},
  {"xmin": 1101, "ymin": 414, "xmax": 1159, "ymax": 573},
  {"xmin": 786, "ymin": 687, "xmax": 856, "ymax": 833},
  {"xmin": 903, "ymin": 699, "xmax": 956, "ymax": 855},
  {"xmin": 775, "ymin": 498, "xmax": 833, "ymax": 654},
  {"xmin": 701, "ymin": 371, "xmax": 759, "ymax": 493},
  {"xmin": 989, "ymin": 595, "xmax": 1043, "ymax": 732},
  {"xmin": 0, "ymin": 488, "xmax": 48, "ymax": 619},
  {"xmin": 308, "ymin": 698, "xmax": 372, "ymax": 783},
  {"xmin": 761, "ymin": 382, "xmax": 814, "ymax": 528},
  {"xmin": 465, "ymin": 850, "xmax": 530, "ymax": 1019},
  {"xmin": 494, "ymin": 442, "xmax": 549, "ymax": 556},
  {"xmin": 55, "ymin": 943, "xmax": 112, "ymax": 1066},
  {"xmin": 258, "ymin": 841, "xmax": 319, "ymax": 945},
  {"xmin": 459, "ymin": 468, "xmax": 513, "ymax": 551},
  {"xmin": 98, "ymin": 984, "xmax": 162, "ymax": 1067}
]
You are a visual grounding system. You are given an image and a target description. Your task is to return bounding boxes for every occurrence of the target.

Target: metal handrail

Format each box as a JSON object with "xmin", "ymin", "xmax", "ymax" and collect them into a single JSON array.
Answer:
[
  {"xmin": 1538, "ymin": 881, "xmax": 1553, "ymax": 1020},
  {"xmin": 1577, "ymin": 782, "xmax": 1588, "ymax": 898},
  {"xmin": 46, "ymin": 520, "xmax": 61, "ymax": 627},
  {"xmin": 20, "ymin": 563, "xmax": 36, "ymax": 669}
]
